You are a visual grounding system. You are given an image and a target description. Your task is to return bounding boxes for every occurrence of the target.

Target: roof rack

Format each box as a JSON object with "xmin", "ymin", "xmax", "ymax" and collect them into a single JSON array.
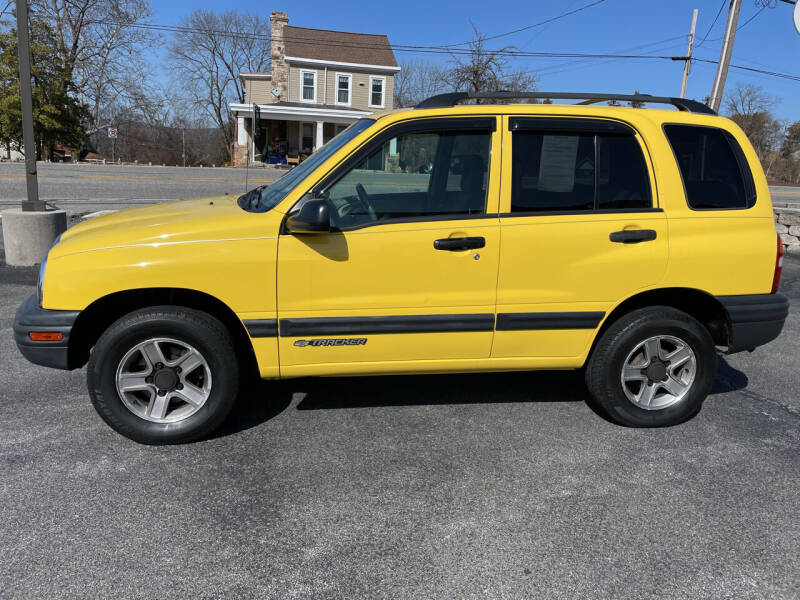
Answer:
[{"xmin": 414, "ymin": 91, "xmax": 716, "ymax": 115}]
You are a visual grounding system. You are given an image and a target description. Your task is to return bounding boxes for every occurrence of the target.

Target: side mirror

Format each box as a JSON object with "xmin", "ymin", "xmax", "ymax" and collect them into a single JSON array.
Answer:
[{"xmin": 285, "ymin": 198, "xmax": 330, "ymax": 234}]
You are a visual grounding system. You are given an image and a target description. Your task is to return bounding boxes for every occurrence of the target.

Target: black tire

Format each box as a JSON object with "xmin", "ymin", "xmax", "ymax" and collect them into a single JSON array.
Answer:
[
  {"xmin": 585, "ymin": 306, "xmax": 717, "ymax": 427},
  {"xmin": 87, "ymin": 306, "xmax": 239, "ymax": 444}
]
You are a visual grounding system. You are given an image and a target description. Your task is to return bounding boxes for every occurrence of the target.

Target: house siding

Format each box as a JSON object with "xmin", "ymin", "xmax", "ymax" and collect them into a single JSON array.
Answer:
[
  {"xmin": 288, "ymin": 64, "xmax": 394, "ymax": 111},
  {"xmin": 245, "ymin": 78, "xmax": 273, "ymax": 105}
]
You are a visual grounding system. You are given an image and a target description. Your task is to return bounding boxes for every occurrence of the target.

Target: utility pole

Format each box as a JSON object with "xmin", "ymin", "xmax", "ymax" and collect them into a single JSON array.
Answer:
[
  {"xmin": 182, "ymin": 129, "xmax": 186, "ymax": 168},
  {"xmin": 15, "ymin": 0, "xmax": 43, "ymax": 211},
  {"xmin": 680, "ymin": 9, "xmax": 699, "ymax": 98},
  {"xmin": 709, "ymin": 0, "xmax": 742, "ymax": 112}
]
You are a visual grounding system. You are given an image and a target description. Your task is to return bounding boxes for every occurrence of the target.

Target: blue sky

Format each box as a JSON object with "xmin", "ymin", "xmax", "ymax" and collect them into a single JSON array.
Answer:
[{"xmin": 152, "ymin": 0, "xmax": 800, "ymax": 122}]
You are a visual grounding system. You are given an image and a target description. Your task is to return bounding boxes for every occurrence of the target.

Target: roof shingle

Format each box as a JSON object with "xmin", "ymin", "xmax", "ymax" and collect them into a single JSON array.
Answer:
[{"xmin": 282, "ymin": 25, "xmax": 397, "ymax": 68}]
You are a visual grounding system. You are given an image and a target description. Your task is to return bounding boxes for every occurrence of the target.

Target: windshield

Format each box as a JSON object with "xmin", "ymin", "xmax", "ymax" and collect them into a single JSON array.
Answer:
[{"xmin": 238, "ymin": 118, "xmax": 375, "ymax": 213}]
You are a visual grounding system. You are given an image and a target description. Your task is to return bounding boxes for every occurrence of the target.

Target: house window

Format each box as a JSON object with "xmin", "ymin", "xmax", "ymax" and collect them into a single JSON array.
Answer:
[
  {"xmin": 301, "ymin": 71, "xmax": 316, "ymax": 102},
  {"xmin": 336, "ymin": 74, "xmax": 351, "ymax": 105},
  {"xmin": 369, "ymin": 76, "xmax": 385, "ymax": 108}
]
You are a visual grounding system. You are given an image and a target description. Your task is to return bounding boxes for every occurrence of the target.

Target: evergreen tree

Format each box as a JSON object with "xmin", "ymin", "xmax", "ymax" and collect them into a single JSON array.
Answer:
[{"xmin": 0, "ymin": 20, "xmax": 86, "ymax": 160}]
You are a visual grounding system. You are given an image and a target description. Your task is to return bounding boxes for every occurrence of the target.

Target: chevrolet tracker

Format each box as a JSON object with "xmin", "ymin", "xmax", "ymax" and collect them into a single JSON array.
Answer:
[{"xmin": 14, "ymin": 91, "xmax": 788, "ymax": 444}]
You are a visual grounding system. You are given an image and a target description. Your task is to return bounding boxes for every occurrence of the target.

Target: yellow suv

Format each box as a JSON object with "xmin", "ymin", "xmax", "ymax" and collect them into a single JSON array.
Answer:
[{"xmin": 14, "ymin": 92, "xmax": 788, "ymax": 444}]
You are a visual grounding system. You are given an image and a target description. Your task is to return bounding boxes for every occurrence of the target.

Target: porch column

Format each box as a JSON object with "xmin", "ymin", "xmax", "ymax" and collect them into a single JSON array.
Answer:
[
  {"xmin": 237, "ymin": 116, "xmax": 247, "ymax": 146},
  {"xmin": 315, "ymin": 121, "xmax": 324, "ymax": 151}
]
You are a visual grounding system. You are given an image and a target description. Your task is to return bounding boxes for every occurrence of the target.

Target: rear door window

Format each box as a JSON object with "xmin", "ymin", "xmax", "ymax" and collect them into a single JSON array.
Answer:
[
  {"xmin": 510, "ymin": 126, "xmax": 652, "ymax": 213},
  {"xmin": 663, "ymin": 124, "xmax": 756, "ymax": 210}
]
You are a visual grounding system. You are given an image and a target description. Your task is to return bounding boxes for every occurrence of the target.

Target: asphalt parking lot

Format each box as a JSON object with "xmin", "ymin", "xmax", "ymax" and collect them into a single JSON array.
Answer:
[{"xmin": 1, "ymin": 247, "xmax": 799, "ymax": 598}]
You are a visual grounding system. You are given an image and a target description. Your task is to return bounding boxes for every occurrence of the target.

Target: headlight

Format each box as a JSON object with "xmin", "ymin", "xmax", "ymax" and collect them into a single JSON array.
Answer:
[{"xmin": 37, "ymin": 233, "xmax": 61, "ymax": 306}]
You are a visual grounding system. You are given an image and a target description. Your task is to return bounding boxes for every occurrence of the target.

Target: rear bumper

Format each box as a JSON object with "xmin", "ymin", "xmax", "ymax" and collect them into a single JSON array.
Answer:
[
  {"xmin": 718, "ymin": 293, "xmax": 789, "ymax": 354},
  {"xmin": 13, "ymin": 294, "xmax": 80, "ymax": 370}
]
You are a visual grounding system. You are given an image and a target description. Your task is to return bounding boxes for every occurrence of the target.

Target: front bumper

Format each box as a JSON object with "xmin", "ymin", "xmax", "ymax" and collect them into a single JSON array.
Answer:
[
  {"xmin": 13, "ymin": 294, "xmax": 80, "ymax": 370},
  {"xmin": 718, "ymin": 293, "xmax": 789, "ymax": 354}
]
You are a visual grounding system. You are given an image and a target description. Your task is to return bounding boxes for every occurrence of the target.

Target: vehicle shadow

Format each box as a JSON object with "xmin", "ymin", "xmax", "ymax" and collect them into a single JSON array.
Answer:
[
  {"xmin": 295, "ymin": 370, "xmax": 590, "ymax": 411},
  {"xmin": 213, "ymin": 354, "xmax": 750, "ymax": 437},
  {"xmin": 710, "ymin": 354, "xmax": 749, "ymax": 395},
  {"xmin": 210, "ymin": 377, "xmax": 293, "ymax": 439}
]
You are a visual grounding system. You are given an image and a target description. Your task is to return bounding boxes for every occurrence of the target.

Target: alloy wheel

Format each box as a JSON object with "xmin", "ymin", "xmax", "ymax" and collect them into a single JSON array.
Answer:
[
  {"xmin": 620, "ymin": 335, "xmax": 697, "ymax": 411},
  {"xmin": 115, "ymin": 337, "xmax": 212, "ymax": 423}
]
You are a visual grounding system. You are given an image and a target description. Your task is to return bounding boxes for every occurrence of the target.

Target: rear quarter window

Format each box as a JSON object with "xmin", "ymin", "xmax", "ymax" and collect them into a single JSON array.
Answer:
[{"xmin": 663, "ymin": 124, "xmax": 756, "ymax": 210}]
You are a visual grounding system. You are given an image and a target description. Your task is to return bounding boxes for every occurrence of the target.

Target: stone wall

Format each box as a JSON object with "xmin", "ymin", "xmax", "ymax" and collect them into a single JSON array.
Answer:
[{"xmin": 775, "ymin": 206, "xmax": 800, "ymax": 255}]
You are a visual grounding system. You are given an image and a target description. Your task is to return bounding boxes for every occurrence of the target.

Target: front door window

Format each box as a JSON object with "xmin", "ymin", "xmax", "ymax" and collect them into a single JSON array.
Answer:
[{"xmin": 324, "ymin": 128, "xmax": 491, "ymax": 229}]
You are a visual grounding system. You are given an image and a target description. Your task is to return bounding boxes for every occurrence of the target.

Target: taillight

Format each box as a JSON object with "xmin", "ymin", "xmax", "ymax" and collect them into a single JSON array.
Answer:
[{"xmin": 772, "ymin": 234, "xmax": 784, "ymax": 294}]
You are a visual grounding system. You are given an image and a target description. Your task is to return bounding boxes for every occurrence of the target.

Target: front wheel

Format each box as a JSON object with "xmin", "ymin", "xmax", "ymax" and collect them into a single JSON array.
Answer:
[
  {"xmin": 87, "ymin": 306, "xmax": 239, "ymax": 444},
  {"xmin": 585, "ymin": 307, "xmax": 717, "ymax": 427}
]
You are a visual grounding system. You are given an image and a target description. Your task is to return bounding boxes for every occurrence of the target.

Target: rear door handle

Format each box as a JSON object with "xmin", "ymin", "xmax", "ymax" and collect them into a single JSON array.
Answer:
[
  {"xmin": 609, "ymin": 229, "xmax": 657, "ymax": 244},
  {"xmin": 433, "ymin": 236, "xmax": 486, "ymax": 251}
]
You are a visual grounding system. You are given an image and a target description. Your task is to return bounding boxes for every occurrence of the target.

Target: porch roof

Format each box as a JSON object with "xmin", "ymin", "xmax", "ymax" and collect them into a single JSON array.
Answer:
[{"xmin": 230, "ymin": 101, "xmax": 372, "ymax": 123}]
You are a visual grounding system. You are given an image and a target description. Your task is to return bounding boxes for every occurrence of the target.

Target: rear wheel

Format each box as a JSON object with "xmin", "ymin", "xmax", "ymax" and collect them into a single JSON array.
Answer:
[
  {"xmin": 585, "ymin": 307, "xmax": 717, "ymax": 427},
  {"xmin": 87, "ymin": 306, "xmax": 239, "ymax": 444}
]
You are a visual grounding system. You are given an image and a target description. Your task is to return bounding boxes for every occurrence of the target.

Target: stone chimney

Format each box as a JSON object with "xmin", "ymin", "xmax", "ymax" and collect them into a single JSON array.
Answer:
[{"xmin": 270, "ymin": 11, "xmax": 289, "ymax": 102}]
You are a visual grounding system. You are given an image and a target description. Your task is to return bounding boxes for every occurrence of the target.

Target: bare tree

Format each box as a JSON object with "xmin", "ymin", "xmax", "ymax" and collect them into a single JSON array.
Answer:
[
  {"xmin": 443, "ymin": 23, "xmax": 537, "ymax": 99},
  {"xmin": 30, "ymin": 0, "xmax": 156, "ymax": 136},
  {"xmin": 0, "ymin": 1, "xmax": 13, "ymax": 25},
  {"xmin": 168, "ymin": 9, "xmax": 270, "ymax": 162},
  {"xmin": 725, "ymin": 82, "xmax": 775, "ymax": 117},
  {"xmin": 725, "ymin": 82, "xmax": 782, "ymax": 163},
  {"xmin": 393, "ymin": 59, "xmax": 447, "ymax": 108}
]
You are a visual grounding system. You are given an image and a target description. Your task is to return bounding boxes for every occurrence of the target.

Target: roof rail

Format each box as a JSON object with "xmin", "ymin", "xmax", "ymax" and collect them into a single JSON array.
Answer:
[{"xmin": 414, "ymin": 91, "xmax": 716, "ymax": 115}]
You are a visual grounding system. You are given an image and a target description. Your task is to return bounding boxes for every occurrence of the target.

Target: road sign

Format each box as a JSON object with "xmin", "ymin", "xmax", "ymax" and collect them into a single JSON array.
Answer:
[{"xmin": 107, "ymin": 128, "xmax": 118, "ymax": 139}]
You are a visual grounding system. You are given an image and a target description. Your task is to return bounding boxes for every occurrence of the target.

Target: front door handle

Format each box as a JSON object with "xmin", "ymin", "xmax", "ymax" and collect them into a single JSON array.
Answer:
[
  {"xmin": 433, "ymin": 236, "xmax": 486, "ymax": 251},
  {"xmin": 609, "ymin": 229, "xmax": 657, "ymax": 244}
]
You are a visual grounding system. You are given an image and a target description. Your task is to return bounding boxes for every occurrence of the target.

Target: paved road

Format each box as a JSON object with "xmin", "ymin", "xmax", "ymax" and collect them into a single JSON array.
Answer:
[
  {"xmin": 0, "ymin": 253, "xmax": 798, "ymax": 597},
  {"xmin": 0, "ymin": 163, "xmax": 281, "ymax": 214},
  {"xmin": 771, "ymin": 185, "xmax": 800, "ymax": 207},
  {"xmin": 1, "ymin": 163, "xmax": 799, "ymax": 215}
]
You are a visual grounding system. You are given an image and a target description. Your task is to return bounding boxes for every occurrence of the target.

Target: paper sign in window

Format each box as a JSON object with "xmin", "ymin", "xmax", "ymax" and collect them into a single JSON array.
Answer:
[{"xmin": 538, "ymin": 135, "xmax": 579, "ymax": 192}]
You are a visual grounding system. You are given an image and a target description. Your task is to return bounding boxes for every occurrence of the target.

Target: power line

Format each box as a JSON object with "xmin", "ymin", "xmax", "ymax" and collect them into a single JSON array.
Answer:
[
  {"xmin": 531, "ymin": 35, "xmax": 686, "ymax": 77},
  {"xmin": 114, "ymin": 21, "xmax": 690, "ymax": 60},
  {"xmin": 696, "ymin": 0, "xmax": 727, "ymax": 48},
  {"xmin": 86, "ymin": 18, "xmax": 800, "ymax": 84},
  {"xmin": 700, "ymin": 5, "xmax": 766, "ymax": 43},
  {"xmin": 694, "ymin": 58, "xmax": 800, "ymax": 82},
  {"xmin": 444, "ymin": 0, "xmax": 608, "ymax": 47}
]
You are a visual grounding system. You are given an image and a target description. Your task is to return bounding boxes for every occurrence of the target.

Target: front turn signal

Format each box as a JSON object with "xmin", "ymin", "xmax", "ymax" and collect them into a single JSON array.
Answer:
[{"xmin": 29, "ymin": 332, "xmax": 63, "ymax": 342}]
